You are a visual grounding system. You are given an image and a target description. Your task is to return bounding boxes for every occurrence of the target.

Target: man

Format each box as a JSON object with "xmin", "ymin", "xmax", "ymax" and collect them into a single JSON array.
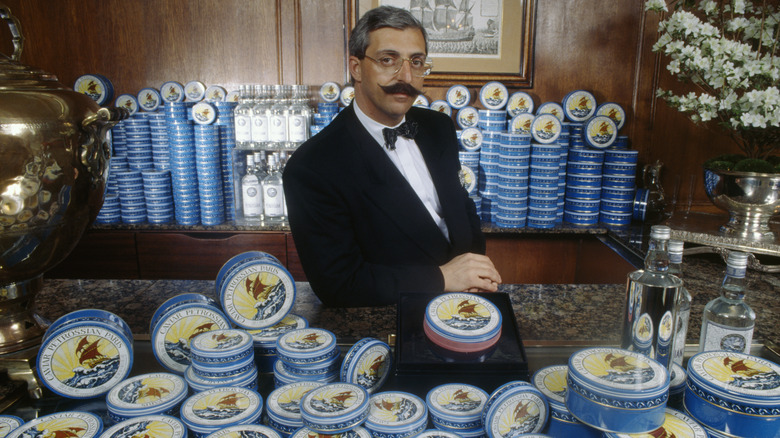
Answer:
[{"xmin": 283, "ymin": 5, "xmax": 501, "ymax": 307}]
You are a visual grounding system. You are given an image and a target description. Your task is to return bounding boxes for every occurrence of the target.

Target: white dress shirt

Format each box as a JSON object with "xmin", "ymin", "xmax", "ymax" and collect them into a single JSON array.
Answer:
[{"xmin": 354, "ymin": 102, "xmax": 450, "ymax": 241}]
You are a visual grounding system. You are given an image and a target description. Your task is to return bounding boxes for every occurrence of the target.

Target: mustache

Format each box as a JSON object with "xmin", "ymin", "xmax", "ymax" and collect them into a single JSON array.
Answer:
[{"xmin": 379, "ymin": 82, "xmax": 424, "ymax": 97}]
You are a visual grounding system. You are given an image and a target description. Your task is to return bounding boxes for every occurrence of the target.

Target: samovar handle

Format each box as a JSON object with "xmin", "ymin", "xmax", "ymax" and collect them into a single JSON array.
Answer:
[{"xmin": 0, "ymin": 3, "xmax": 24, "ymax": 62}]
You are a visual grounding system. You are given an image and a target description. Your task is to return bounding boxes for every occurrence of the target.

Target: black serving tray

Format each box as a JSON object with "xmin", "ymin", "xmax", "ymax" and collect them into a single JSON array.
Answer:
[{"xmin": 390, "ymin": 292, "xmax": 529, "ymax": 394}]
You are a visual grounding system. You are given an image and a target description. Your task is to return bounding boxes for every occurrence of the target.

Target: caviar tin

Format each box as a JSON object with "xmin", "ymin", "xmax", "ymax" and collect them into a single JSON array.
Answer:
[
  {"xmin": 206, "ymin": 424, "xmax": 281, "ymax": 438},
  {"xmin": 273, "ymin": 358, "xmax": 338, "ymax": 388},
  {"xmin": 479, "ymin": 81, "xmax": 509, "ymax": 110},
  {"xmin": 341, "ymin": 338, "xmax": 393, "ymax": 394},
  {"xmin": 300, "ymin": 382, "xmax": 370, "ymax": 434},
  {"xmin": 265, "ymin": 381, "xmax": 326, "ymax": 434},
  {"xmin": 150, "ymin": 293, "xmax": 221, "ymax": 334},
  {"xmin": 596, "ymin": 102, "xmax": 626, "ymax": 130},
  {"xmin": 460, "ymin": 165, "xmax": 478, "ymax": 196},
  {"xmin": 446, "ymin": 85, "xmax": 471, "ymax": 109},
  {"xmin": 180, "ymin": 386, "xmax": 264, "ymax": 437},
  {"xmin": 509, "ymin": 113, "xmax": 535, "ymax": 135},
  {"xmin": 276, "ymin": 328, "xmax": 338, "ymax": 366},
  {"xmin": 205, "ymin": 85, "xmax": 227, "ymax": 102},
  {"xmin": 6, "ymin": 412, "xmax": 102, "ymax": 438},
  {"xmin": 320, "ymin": 82, "xmax": 341, "ymax": 103},
  {"xmin": 364, "ymin": 391, "xmax": 428, "ymax": 438},
  {"xmin": 115, "ymin": 94, "xmax": 139, "ymax": 116},
  {"xmin": 456, "ymin": 106, "xmax": 480, "ymax": 129},
  {"xmin": 37, "ymin": 321, "xmax": 133, "ymax": 399},
  {"xmin": 605, "ymin": 149, "xmax": 639, "ymax": 164},
  {"xmin": 459, "ymin": 127, "xmax": 483, "ymax": 152},
  {"xmin": 530, "ymin": 114, "xmax": 562, "ymax": 144},
  {"xmin": 562, "ymin": 90, "xmax": 597, "ymax": 123},
  {"xmin": 423, "ymin": 292, "xmax": 502, "ymax": 353},
  {"xmin": 603, "ymin": 408, "xmax": 708, "ymax": 438},
  {"xmin": 566, "ymin": 347, "xmax": 670, "ymax": 433},
  {"xmin": 482, "ymin": 381, "xmax": 549, "ymax": 437},
  {"xmin": 249, "ymin": 314, "xmax": 309, "ymax": 347},
  {"xmin": 0, "ymin": 416, "xmax": 22, "ymax": 438},
  {"xmin": 290, "ymin": 426, "xmax": 371, "ymax": 438},
  {"xmin": 216, "ymin": 251, "xmax": 283, "ymax": 292},
  {"xmin": 410, "ymin": 430, "xmax": 461, "ymax": 438},
  {"xmin": 430, "ymin": 100, "xmax": 452, "ymax": 116},
  {"xmin": 425, "ymin": 383, "xmax": 488, "ymax": 432},
  {"xmin": 536, "ymin": 102, "xmax": 565, "ymax": 121},
  {"xmin": 151, "ymin": 301, "xmax": 232, "ymax": 373},
  {"xmin": 507, "ymin": 91, "xmax": 534, "ymax": 117},
  {"xmin": 185, "ymin": 81, "xmax": 207, "ymax": 101},
  {"xmin": 161, "ymin": 81, "xmax": 186, "ymax": 103},
  {"xmin": 100, "ymin": 415, "xmax": 188, "ymax": 438},
  {"xmin": 105, "ymin": 372, "xmax": 189, "ymax": 422},
  {"xmin": 684, "ymin": 350, "xmax": 780, "ymax": 438},
  {"xmin": 74, "ymin": 74, "xmax": 113, "ymax": 105},
  {"xmin": 668, "ymin": 362, "xmax": 686, "ymax": 410},
  {"xmin": 532, "ymin": 365, "xmax": 601, "ymax": 438},
  {"xmin": 584, "ymin": 116, "xmax": 618, "ymax": 149},
  {"xmin": 138, "ymin": 88, "xmax": 162, "ymax": 112},
  {"xmin": 190, "ymin": 329, "xmax": 254, "ymax": 369},
  {"xmin": 185, "ymin": 362, "xmax": 259, "ymax": 393},
  {"xmin": 340, "ymin": 86, "xmax": 355, "ymax": 107},
  {"xmin": 192, "ymin": 102, "xmax": 217, "ymax": 125},
  {"xmin": 44, "ymin": 308, "xmax": 133, "ymax": 345}
]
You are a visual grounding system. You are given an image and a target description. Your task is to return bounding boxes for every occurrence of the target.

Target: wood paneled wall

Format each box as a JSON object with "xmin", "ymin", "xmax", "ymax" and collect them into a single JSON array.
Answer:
[{"xmin": 1, "ymin": 0, "xmax": 736, "ymax": 212}]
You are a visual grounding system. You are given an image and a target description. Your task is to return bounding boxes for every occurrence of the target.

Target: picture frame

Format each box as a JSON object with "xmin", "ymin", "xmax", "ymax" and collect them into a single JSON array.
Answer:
[{"xmin": 348, "ymin": 0, "xmax": 536, "ymax": 87}]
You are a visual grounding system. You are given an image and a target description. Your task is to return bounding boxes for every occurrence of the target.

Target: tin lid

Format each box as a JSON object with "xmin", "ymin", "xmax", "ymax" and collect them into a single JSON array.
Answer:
[
  {"xmin": 106, "ymin": 372, "xmax": 189, "ymax": 416},
  {"xmin": 413, "ymin": 94, "xmax": 429, "ymax": 108},
  {"xmin": 185, "ymin": 81, "xmax": 207, "ymax": 101},
  {"xmin": 205, "ymin": 85, "xmax": 227, "ymax": 102},
  {"xmin": 44, "ymin": 308, "xmax": 133, "ymax": 346},
  {"xmin": 509, "ymin": 113, "xmax": 535, "ymax": 135},
  {"xmin": 37, "ymin": 322, "xmax": 133, "ymax": 399},
  {"xmin": 482, "ymin": 381, "xmax": 549, "ymax": 438},
  {"xmin": 205, "ymin": 424, "xmax": 282, "ymax": 438},
  {"xmin": 150, "ymin": 293, "xmax": 220, "ymax": 335},
  {"xmin": 686, "ymin": 350, "xmax": 780, "ymax": 406},
  {"xmin": 216, "ymin": 251, "xmax": 283, "ymax": 294},
  {"xmin": 267, "ymin": 381, "xmax": 327, "ymax": 423},
  {"xmin": 584, "ymin": 116, "xmax": 618, "ymax": 149},
  {"xmin": 456, "ymin": 106, "xmax": 480, "ymax": 129},
  {"xmin": 530, "ymin": 114, "xmax": 563, "ymax": 144},
  {"xmin": 568, "ymin": 347, "xmax": 670, "ymax": 399},
  {"xmin": 190, "ymin": 328, "xmax": 254, "ymax": 360},
  {"xmin": 424, "ymin": 293, "xmax": 502, "ymax": 344},
  {"xmin": 6, "ymin": 412, "xmax": 102, "ymax": 438},
  {"xmin": 0, "ymin": 416, "xmax": 22, "ymax": 438},
  {"xmin": 340, "ymin": 86, "xmax": 355, "ymax": 107},
  {"xmin": 479, "ymin": 81, "xmax": 509, "ymax": 110},
  {"xmin": 531, "ymin": 365, "xmax": 568, "ymax": 408},
  {"xmin": 459, "ymin": 165, "xmax": 477, "ymax": 194},
  {"xmin": 507, "ymin": 91, "xmax": 534, "ymax": 117},
  {"xmin": 446, "ymin": 85, "xmax": 471, "ymax": 109},
  {"xmin": 219, "ymin": 258, "xmax": 296, "ymax": 329},
  {"xmin": 536, "ymin": 102, "xmax": 565, "ymax": 121},
  {"xmin": 184, "ymin": 361, "xmax": 259, "ymax": 391},
  {"xmin": 430, "ymin": 100, "xmax": 452, "ymax": 116},
  {"xmin": 319, "ymin": 82, "xmax": 341, "ymax": 103},
  {"xmin": 300, "ymin": 382, "xmax": 370, "ymax": 430},
  {"xmin": 180, "ymin": 386, "xmax": 264, "ymax": 429},
  {"xmin": 596, "ymin": 102, "xmax": 626, "ymax": 130},
  {"xmin": 603, "ymin": 408, "xmax": 708, "ymax": 438},
  {"xmin": 340, "ymin": 338, "xmax": 393, "ymax": 394},
  {"xmin": 100, "ymin": 415, "xmax": 187, "ymax": 438},
  {"xmin": 248, "ymin": 314, "xmax": 309, "ymax": 346},
  {"xmin": 115, "ymin": 94, "xmax": 139, "ymax": 116},
  {"xmin": 192, "ymin": 102, "xmax": 217, "ymax": 125},
  {"xmin": 137, "ymin": 88, "xmax": 162, "ymax": 112},
  {"xmin": 459, "ymin": 127, "xmax": 483, "ymax": 152},
  {"xmin": 365, "ymin": 391, "xmax": 428, "ymax": 433},
  {"xmin": 276, "ymin": 328, "xmax": 337, "ymax": 361},
  {"xmin": 160, "ymin": 81, "xmax": 185, "ymax": 103},
  {"xmin": 425, "ymin": 383, "xmax": 488, "ymax": 423},
  {"xmin": 74, "ymin": 74, "xmax": 113, "ymax": 105},
  {"xmin": 562, "ymin": 90, "xmax": 597, "ymax": 123}
]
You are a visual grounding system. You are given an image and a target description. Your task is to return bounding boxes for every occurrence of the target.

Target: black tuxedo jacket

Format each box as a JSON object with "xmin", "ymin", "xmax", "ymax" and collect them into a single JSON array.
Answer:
[{"xmin": 282, "ymin": 104, "xmax": 485, "ymax": 307}]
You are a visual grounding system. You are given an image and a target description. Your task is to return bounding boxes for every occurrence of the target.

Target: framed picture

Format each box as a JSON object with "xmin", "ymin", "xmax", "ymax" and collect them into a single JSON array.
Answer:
[{"xmin": 348, "ymin": 0, "xmax": 536, "ymax": 87}]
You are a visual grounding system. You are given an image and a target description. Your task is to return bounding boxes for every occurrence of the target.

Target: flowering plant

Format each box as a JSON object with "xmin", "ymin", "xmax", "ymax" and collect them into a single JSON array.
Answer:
[{"xmin": 645, "ymin": 0, "xmax": 780, "ymax": 169}]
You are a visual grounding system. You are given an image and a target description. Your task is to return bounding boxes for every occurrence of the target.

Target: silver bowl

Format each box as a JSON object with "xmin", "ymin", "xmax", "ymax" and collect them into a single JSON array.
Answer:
[{"xmin": 703, "ymin": 167, "xmax": 780, "ymax": 241}]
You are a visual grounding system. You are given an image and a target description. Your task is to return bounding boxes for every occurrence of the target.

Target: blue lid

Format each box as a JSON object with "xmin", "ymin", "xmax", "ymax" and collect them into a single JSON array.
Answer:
[
  {"xmin": 192, "ymin": 102, "xmax": 217, "ymax": 125},
  {"xmin": 44, "ymin": 308, "xmax": 132, "ymax": 346},
  {"xmin": 479, "ymin": 82, "xmax": 509, "ymax": 110},
  {"xmin": 6, "ymin": 412, "xmax": 102, "ymax": 438},
  {"xmin": 0, "ymin": 416, "xmax": 23, "ymax": 438},
  {"xmin": 101, "ymin": 415, "xmax": 187, "ymax": 438},
  {"xmin": 74, "ymin": 74, "xmax": 113, "ymax": 105},
  {"xmin": 300, "ymin": 382, "xmax": 370, "ymax": 433},
  {"xmin": 532, "ymin": 365, "xmax": 568, "ymax": 410},
  {"xmin": 180, "ymin": 386, "xmax": 264, "ymax": 430},
  {"xmin": 248, "ymin": 314, "xmax": 309, "ymax": 347},
  {"xmin": 536, "ymin": 102, "xmax": 565, "ymax": 121},
  {"xmin": 266, "ymin": 381, "xmax": 326, "ymax": 424},
  {"xmin": 161, "ymin": 81, "xmax": 185, "ymax": 103},
  {"xmin": 340, "ymin": 86, "xmax": 355, "ymax": 107},
  {"xmin": 276, "ymin": 328, "xmax": 338, "ymax": 362},
  {"xmin": 413, "ymin": 94, "xmax": 429, "ymax": 108},
  {"xmin": 507, "ymin": 91, "xmax": 535, "ymax": 117},
  {"xmin": 567, "ymin": 347, "xmax": 670, "ymax": 400},
  {"xmin": 459, "ymin": 127, "xmax": 483, "ymax": 152},
  {"xmin": 137, "ymin": 88, "xmax": 162, "ymax": 112},
  {"xmin": 320, "ymin": 82, "xmax": 341, "ymax": 103},
  {"xmin": 115, "ymin": 94, "xmax": 139, "ymax": 116},
  {"xmin": 425, "ymin": 383, "xmax": 488, "ymax": 423},
  {"xmin": 530, "ymin": 114, "xmax": 563, "ymax": 144},
  {"xmin": 184, "ymin": 81, "xmax": 207, "ymax": 101},
  {"xmin": 190, "ymin": 328, "xmax": 254, "ymax": 361},
  {"xmin": 430, "ymin": 100, "xmax": 452, "ymax": 116},
  {"xmin": 509, "ymin": 113, "xmax": 535, "ymax": 135},
  {"xmin": 340, "ymin": 338, "xmax": 393, "ymax": 394},
  {"xmin": 364, "ymin": 391, "xmax": 428, "ymax": 434},
  {"xmin": 482, "ymin": 381, "xmax": 549, "ymax": 438},
  {"xmin": 562, "ymin": 90, "xmax": 597, "ymax": 122},
  {"xmin": 219, "ymin": 257, "xmax": 296, "ymax": 329},
  {"xmin": 205, "ymin": 85, "xmax": 227, "ymax": 102},
  {"xmin": 424, "ymin": 293, "xmax": 501, "ymax": 344},
  {"xmin": 446, "ymin": 85, "xmax": 471, "ymax": 109},
  {"xmin": 596, "ymin": 102, "xmax": 626, "ymax": 130},
  {"xmin": 584, "ymin": 116, "xmax": 618, "ymax": 149},
  {"xmin": 106, "ymin": 372, "xmax": 188, "ymax": 417},
  {"xmin": 687, "ymin": 350, "xmax": 780, "ymax": 407},
  {"xmin": 457, "ymin": 107, "xmax": 480, "ymax": 129}
]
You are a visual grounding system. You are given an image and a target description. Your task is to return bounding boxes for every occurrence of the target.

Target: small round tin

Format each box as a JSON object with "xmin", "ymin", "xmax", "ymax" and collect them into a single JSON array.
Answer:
[
  {"xmin": 685, "ymin": 350, "xmax": 780, "ymax": 438},
  {"xmin": 507, "ymin": 91, "xmax": 534, "ymax": 117},
  {"xmin": 190, "ymin": 329, "xmax": 254, "ymax": 366},
  {"xmin": 584, "ymin": 116, "xmax": 618, "ymax": 149},
  {"xmin": 603, "ymin": 408, "xmax": 708, "ymax": 438},
  {"xmin": 115, "ymin": 94, "xmax": 139, "ymax": 116},
  {"xmin": 105, "ymin": 372, "xmax": 188, "ymax": 422},
  {"xmin": 414, "ymin": 94, "xmax": 429, "ymax": 108},
  {"xmin": 6, "ymin": 412, "xmax": 102, "ymax": 438},
  {"xmin": 206, "ymin": 424, "xmax": 281, "ymax": 438},
  {"xmin": 536, "ymin": 102, "xmax": 565, "ymax": 121},
  {"xmin": 446, "ymin": 85, "xmax": 471, "ymax": 109},
  {"xmin": 101, "ymin": 415, "xmax": 187, "ymax": 438},
  {"xmin": 364, "ymin": 391, "xmax": 428, "ymax": 438},
  {"xmin": 562, "ymin": 90, "xmax": 597, "ymax": 123},
  {"xmin": 185, "ymin": 81, "xmax": 207, "ymax": 101},
  {"xmin": 290, "ymin": 426, "xmax": 371, "ymax": 438},
  {"xmin": 150, "ymin": 293, "xmax": 220, "ymax": 334},
  {"xmin": 44, "ymin": 308, "xmax": 133, "ymax": 345},
  {"xmin": 74, "ymin": 74, "xmax": 113, "ymax": 105},
  {"xmin": 276, "ymin": 328, "xmax": 338, "ymax": 366},
  {"xmin": 219, "ymin": 257, "xmax": 296, "ymax": 329},
  {"xmin": 479, "ymin": 81, "xmax": 509, "ymax": 110},
  {"xmin": 0, "ymin": 416, "xmax": 22, "ymax": 438},
  {"xmin": 423, "ymin": 292, "xmax": 502, "ymax": 353},
  {"xmin": 320, "ymin": 82, "xmax": 341, "ymax": 103},
  {"xmin": 300, "ymin": 382, "xmax": 370, "ymax": 434},
  {"xmin": 185, "ymin": 362, "xmax": 259, "ymax": 393},
  {"xmin": 138, "ymin": 88, "xmax": 162, "ymax": 112},
  {"xmin": 340, "ymin": 86, "xmax": 355, "ymax": 107},
  {"xmin": 668, "ymin": 362, "xmax": 686, "ymax": 411},
  {"xmin": 456, "ymin": 106, "xmax": 480, "ymax": 129},
  {"xmin": 341, "ymin": 338, "xmax": 393, "ymax": 394},
  {"xmin": 530, "ymin": 114, "xmax": 563, "ymax": 144},
  {"xmin": 266, "ymin": 381, "xmax": 326, "ymax": 434},
  {"xmin": 192, "ymin": 102, "xmax": 217, "ymax": 125},
  {"xmin": 460, "ymin": 165, "xmax": 478, "ymax": 196},
  {"xmin": 483, "ymin": 381, "xmax": 549, "ymax": 438},
  {"xmin": 566, "ymin": 347, "xmax": 670, "ymax": 434},
  {"xmin": 425, "ymin": 383, "xmax": 488, "ymax": 432},
  {"xmin": 205, "ymin": 85, "xmax": 227, "ymax": 102},
  {"xmin": 532, "ymin": 365, "xmax": 601, "ymax": 438},
  {"xmin": 509, "ymin": 113, "xmax": 535, "ymax": 135},
  {"xmin": 459, "ymin": 127, "xmax": 483, "ymax": 152},
  {"xmin": 596, "ymin": 102, "xmax": 626, "ymax": 130},
  {"xmin": 249, "ymin": 314, "xmax": 309, "ymax": 349},
  {"xmin": 180, "ymin": 386, "xmax": 264, "ymax": 436},
  {"xmin": 161, "ymin": 81, "xmax": 186, "ymax": 103},
  {"xmin": 431, "ymin": 100, "xmax": 452, "ymax": 116}
]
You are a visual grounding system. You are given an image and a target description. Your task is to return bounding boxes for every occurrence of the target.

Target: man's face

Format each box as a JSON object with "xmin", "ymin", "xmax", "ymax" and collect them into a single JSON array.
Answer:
[{"xmin": 349, "ymin": 27, "xmax": 426, "ymax": 126}]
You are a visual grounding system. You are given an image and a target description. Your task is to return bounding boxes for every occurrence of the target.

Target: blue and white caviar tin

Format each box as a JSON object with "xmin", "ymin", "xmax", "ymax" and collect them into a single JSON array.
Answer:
[
  {"xmin": 584, "ymin": 116, "xmax": 618, "ymax": 149},
  {"xmin": 460, "ymin": 165, "xmax": 478, "ymax": 197},
  {"xmin": 507, "ymin": 91, "xmax": 534, "ymax": 117},
  {"xmin": 180, "ymin": 386, "xmax": 264, "ymax": 438},
  {"xmin": 341, "ymin": 338, "xmax": 393, "ymax": 395},
  {"xmin": 276, "ymin": 328, "xmax": 339, "ymax": 366},
  {"xmin": 509, "ymin": 113, "xmax": 535, "ymax": 135},
  {"xmin": 456, "ymin": 106, "xmax": 480, "ymax": 129},
  {"xmin": 115, "ymin": 94, "xmax": 139, "ymax": 116},
  {"xmin": 425, "ymin": 383, "xmax": 488, "ymax": 434},
  {"xmin": 320, "ymin": 82, "xmax": 341, "ymax": 103},
  {"xmin": 0, "ymin": 416, "xmax": 23, "ymax": 438},
  {"xmin": 684, "ymin": 350, "xmax": 780, "ymax": 438},
  {"xmin": 530, "ymin": 114, "xmax": 562, "ymax": 145},
  {"xmin": 300, "ymin": 382, "xmax": 370, "ymax": 434},
  {"xmin": 536, "ymin": 102, "xmax": 565, "ymax": 121},
  {"xmin": 414, "ymin": 94, "xmax": 429, "ymax": 108},
  {"xmin": 423, "ymin": 292, "xmax": 502, "ymax": 353},
  {"xmin": 138, "ymin": 88, "xmax": 162, "ymax": 112},
  {"xmin": 161, "ymin": 81, "xmax": 186, "ymax": 103},
  {"xmin": 566, "ymin": 347, "xmax": 670, "ymax": 434},
  {"xmin": 105, "ymin": 372, "xmax": 189, "ymax": 423},
  {"xmin": 184, "ymin": 361, "xmax": 259, "ymax": 393},
  {"xmin": 482, "ymin": 381, "xmax": 549, "ymax": 438},
  {"xmin": 596, "ymin": 102, "xmax": 626, "ymax": 130},
  {"xmin": 459, "ymin": 128, "xmax": 483, "ymax": 152},
  {"xmin": 6, "ymin": 412, "xmax": 103, "ymax": 438},
  {"xmin": 206, "ymin": 424, "xmax": 281, "ymax": 438},
  {"xmin": 100, "ymin": 415, "xmax": 188, "ymax": 438},
  {"xmin": 74, "ymin": 74, "xmax": 113, "ymax": 105},
  {"xmin": 273, "ymin": 357, "xmax": 338, "ymax": 388},
  {"xmin": 289, "ymin": 426, "xmax": 371, "ymax": 438},
  {"xmin": 532, "ymin": 365, "xmax": 601, "ymax": 438},
  {"xmin": 479, "ymin": 82, "xmax": 509, "ymax": 110},
  {"xmin": 189, "ymin": 329, "xmax": 254, "ymax": 370},
  {"xmin": 603, "ymin": 408, "xmax": 708, "ymax": 438},
  {"xmin": 364, "ymin": 391, "xmax": 428, "ymax": 438},
  {"xmin": 446, "ymin": 85, "xmax": 471, "ymax": 109},
  {"xmin": 249, "ymin": 314, "xmax": 309, "ymax": 373},
  {"xmin": 205, "ymin": 85, "xmax": 227, "ymax": 102},
  {"xmin": 341, "ymin": 86, "xmax": 355, "ymax": 107},
  {"xmin": 430, "ymin": 100, "xmax": 452, "ymax": 116},
  {"xmin": 44, "ymin": 308, "xmax": 133, "ymax": 345},
  {"xmin": 150, "ymin": 294, "xmax": 221, "ymax": 337},
  {"xmin": 265, "ymin": 381, "xmax": 326, "ymax": 435},
  {"xmin": 562, "ymin": 90, "xmax": 597, "ymax": 123},
  {"xmin": 185, "ymin": 81, "xmax": 207, "ymax": 101},
  {"xmin": 192, "ymin": 102, "xmax": 217, "ymax": 125},
  {"xmin": 414, "ymin": 430, "xmax": 462, "ymax": 438}
]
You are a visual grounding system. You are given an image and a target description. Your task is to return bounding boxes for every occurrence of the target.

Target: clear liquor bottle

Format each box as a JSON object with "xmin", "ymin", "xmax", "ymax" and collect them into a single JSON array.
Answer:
[
  {"xmin": 699, "ymin": 251, "xmax": 755, "ymax": 353},
  {"xmin": 251, "ymin": 84, "xmax": 270, "ymax": 145},
  {"xmin": 252, "ymin": 151, "xmax": 268, "ymax": 181},
  {"xmin": 287, "ymin": 85, "xmax": 311, "ymax": 146},
  {"xmin": 268, "ymin": 85, "xmax": 289, "ymax": 146},
  {"xmin": 621, "ymin": 225, "xmax": 682, "ymax": 369},
  {"xmin": 233, "ymin": 85, "xmax": 253, "ymax": 147},
  {"xmin": 241, "ymin": 154, "xmax": 263, "ymax": 220},
  {"xmin": 667, "ymin": 239, "xmax": 692, "ymax": 366},
  {"xmin": 262, "ymin": 153, "xmax": 285, "ymax": 223}
]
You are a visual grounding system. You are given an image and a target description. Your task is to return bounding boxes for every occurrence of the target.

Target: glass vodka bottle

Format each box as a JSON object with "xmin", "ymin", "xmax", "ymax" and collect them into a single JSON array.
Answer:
[
  {"xmin": 667, "ymin": 239, "xmax": 692, "ymax": 366},
  {"xmin": 699, "ymin": 251, "xmax": 755, "ymax": 353},
  {"xmin": 233, "ymin": 85, "xmax": 253, "ymax": 147},
  {"xmin": 241, "ymin": 154, "xmax": 263, "ymax": 220},
  {"xmin": 287, "ymin": 85, "xmax": 311, "ymax": 146},
  {"xmin": 268, "ymin": 85, "xmax": 289, "ymax": 145},
  {"xmin": 621, "ymin": 225, "xmax": 682, "ymax": 369},
  {"xmin": 251, "ymin": 84, "xmax": 270, "ymax": 145},
  {"xmin": 262, "ymin": 153, "xmax": 285, "ymax": 223},
  {"xmin": 252, "ymin": 151, "xmax": 268, "ymax": 181}
]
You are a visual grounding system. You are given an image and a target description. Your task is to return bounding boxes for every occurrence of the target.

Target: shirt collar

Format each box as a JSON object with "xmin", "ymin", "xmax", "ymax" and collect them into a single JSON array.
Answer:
[{"xmin": 353, "ymin": 100, "xmax": 406, "ymax": 149}]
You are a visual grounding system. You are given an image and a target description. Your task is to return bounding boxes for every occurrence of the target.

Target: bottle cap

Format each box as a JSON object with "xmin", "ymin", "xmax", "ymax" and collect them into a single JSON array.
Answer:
[
  {"xmin": 668, "ymin": 239, "xmax": 684, "ymax": 253},
  {"xmin": 649, "ymin": 225, "xmax": 671, "ymax": 240},
  {"xmin": 727, "ymin": 251, "xmax": 749, "ymax": 267}
]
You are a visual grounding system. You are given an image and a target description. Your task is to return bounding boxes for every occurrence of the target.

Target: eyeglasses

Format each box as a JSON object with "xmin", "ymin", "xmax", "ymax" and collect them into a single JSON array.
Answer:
[{"xmin": 364, "ymin": 54, "xmax": 433, "ymax": 77}]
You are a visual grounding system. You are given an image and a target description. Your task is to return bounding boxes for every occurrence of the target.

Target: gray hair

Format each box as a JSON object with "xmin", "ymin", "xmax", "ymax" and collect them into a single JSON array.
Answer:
[{"xmin": 349, "ymin": 6, "xmax": 428, "ymax": 59}]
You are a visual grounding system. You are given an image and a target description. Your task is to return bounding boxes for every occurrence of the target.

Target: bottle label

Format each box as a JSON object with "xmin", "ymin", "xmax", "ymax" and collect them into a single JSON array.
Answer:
[
  {"xmin": 269, "ymin": 115, "xmax": 287, "ymax": 142},
  {"xmin": 264, "ymin": 183, "xmax": 284, "ymax": 216},
  {"xmin": 251, "ymin": 114, "xmax": 269, "ymax": 142},
  {"xmin": 726, "ymin": 265, "xmax": 746, "ymax": 279},
  {"xmin": 288, "ymin": 114, "xmax": 307, "ymax": 142},
  {"xmin": 701, "ymin": 320, "xmax": 754, "ymax": 353},
  {"xmin": 234, "ymin": 114, "xmax": 252, "ymax": 142},
  {"xmin": 242, "ymin": 178, "xmax": 263, "ymax": 217}
]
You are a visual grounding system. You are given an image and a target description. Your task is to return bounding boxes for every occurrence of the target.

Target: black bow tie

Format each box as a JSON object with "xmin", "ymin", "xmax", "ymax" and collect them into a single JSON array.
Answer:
[{"xmin": 382, "ymin": 120, "xmax": 418, "ymax": 150}]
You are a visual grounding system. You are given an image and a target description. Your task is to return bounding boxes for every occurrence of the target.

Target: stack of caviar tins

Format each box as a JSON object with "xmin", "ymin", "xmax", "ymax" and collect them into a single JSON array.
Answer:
[
  {"xmin": 142, "ymin": 169, "xmax": 174, "ymax": 224},
  {"xmin": 478, "ymin": 109, "xmax": 506, "ymax": 132},
  {"xmin": 531, "ymin": 365, "xmax": 601, "ymax": 437},
  {"xmin": 482, "ymin": 381, "xmax": 549, "ymax": 437},
  {"xmin": 363, "ymin": 391, "xmax": 428, "ymax": 438},
  {"xmin": 423, "ymin": 293, "xmax": 501, "ymax": 354},
  {"xmin": 264, "ymin": 381, "xmax": 325, "ymax": 437},
  {"xmin": 684, "ymin": 350, "xmax": 780, "ymax": 438},
  {"xmin": 111, "ymin": 120, "xmax": 128, "ymax": 156},
  {"xmin": 458, "ymin": 148, "xmax": 481, "ymax": 215},
  {"xmin": 425, "ymin": 383, "xmax": 488, "ymax": 438},
  {"xmin": 314, "ymin": 82, "xmax": 341, "ymax": 132},
  {"xmin": 495, "ymin": 132, "xmax": 530, "ymax": 228},
  {"xmin": 180, "ymin": 386, "xmax": 264, "ymax": 438},
  {"xmin": 124, "ymin": 114, "xmax": 155, "ymax": 171},
  {"xmin": 527, "ymin": 143, "xmax": 562, "ymax": 229},
  {"xmin": 478, "ymin": 131, "xmax": 501, "ymax": 222},
  {"xmin": 568, "ymin": 122, "xmax": 586, "ymax": 147},
  {"xmin": 274, "ymin": 328, "xmax": 341, "ymax": 387},
  {"xmin": 193, "ymin": 120, "xmax": 226, "ymax": 226},
  {"xmin": 217, "ymin": 251, "xmax": 296, "ymax": 332},
  {"xmin": 167, "ymin": 106, "xmax": 201, "ymax": 226},
  {"xmin": 74, "ymin": 74, "xmax": 114, "ymax": 106},
  {"xmin": 95, "ymin": 192, "xmax": 121, "ymax": 224},
  {"xmin": 186, "ymin": 329, "xmax": 259, "ymax": 392},
  {"xmin": 248, "ymin": 314, "xmax": 309, "ymax": 373},
  {"xmin": 150, "ymin": 293, "xmax": 231, "ymax": 374},
  {"xmin": 599, "ymin": 149, "xmax": 638, "ymax": 227},
  {"xmin": 147, "ymin": 111, "xmax": 170, "ymax": 170},
  {"xmin": 565, "ymin": 347, "xmax": 670, "ymax": 434},
  {"xmin": 138, "ymin": 87, "xmax": 163, "ymax": 113},
  {"xmin": 215, "ymin": 101, "xmax": 237, "ymax": 222},
  {"xmin": 114, "ymin": 169, "xmax": 147, "ymax": 224},
  {"xmin": 603, "ymin": 408, "xmax": 709, "ymax": 438},
  {"xmin": 6, "ymin": 412, "xmax": 103, "ymax": 438},
  {"xmin": 300, "ymin": 382, "xmax": 370, "ymax": 434},
  {"xmin": 667, "ymin": 362, "xmax": 686, "ymax": 411},
  {"xmin": 564, "ymin": 147, "xmax": 604, "ymax": 226},
  {"xmin": 340, "ymin": 337, "xmax": 393, "ymax": 395},
  {"xmin": 37, "ymin": 309, "xmax": 134, "ymax": 400},
  {"xmin": 105, "ymin": 372, "xmax": 189, "ymax": 423},
  {"xmin": 100, "ymin": 415, "xmax": 188, "ymax": 438}
]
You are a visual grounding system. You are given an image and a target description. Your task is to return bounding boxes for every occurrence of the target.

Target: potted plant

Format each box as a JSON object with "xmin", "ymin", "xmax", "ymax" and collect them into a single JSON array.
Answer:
[{"xmin": 645, "ymin": 0, "xmax": 780, "ymax": 241}]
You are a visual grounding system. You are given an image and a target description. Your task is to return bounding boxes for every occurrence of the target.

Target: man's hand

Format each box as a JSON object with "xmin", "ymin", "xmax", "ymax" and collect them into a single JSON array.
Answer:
[{"xmin": 440, "ymin": 253, "xmax": 502, "ymax": 292}]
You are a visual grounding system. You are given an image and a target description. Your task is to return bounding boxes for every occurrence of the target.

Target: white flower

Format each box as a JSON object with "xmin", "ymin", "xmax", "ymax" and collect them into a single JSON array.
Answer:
[{"xmin": 644, "ymin": 0, "xmax": 667, "ymax": 12}]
